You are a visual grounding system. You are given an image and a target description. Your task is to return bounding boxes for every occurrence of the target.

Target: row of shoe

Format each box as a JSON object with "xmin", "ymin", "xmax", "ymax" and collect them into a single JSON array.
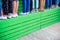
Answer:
[{"xmin": 0, "ymin": 13, "xmax": 18, "ymax": 20}]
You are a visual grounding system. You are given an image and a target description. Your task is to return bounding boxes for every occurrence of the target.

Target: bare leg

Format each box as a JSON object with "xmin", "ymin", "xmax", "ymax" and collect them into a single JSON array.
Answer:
[
  {"xmin": 13, "ymin": 1, "xmax": 16, "ymax": 14},
  {"xmin": 12, "ymin": 1, "xmax": 18, "ymax": 17},
  {"xmin": 16, "ymin": 1, "xmax": 19, "ymax": 14},
  {"xmin": 39, "ymin": 0, "xmax": 45, "ymax": 11}
]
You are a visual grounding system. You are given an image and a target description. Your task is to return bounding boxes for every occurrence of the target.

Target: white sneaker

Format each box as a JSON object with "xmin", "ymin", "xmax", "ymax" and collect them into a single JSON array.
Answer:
[
  {"xmin": 26, "ymin": 12, "xmax": 30, "ymax": 14},
  {"xmin": 0, "ymin": 16, "xmax": 7, "ymax": 20},
  {"xmin": 7, "ymin": 13, "xmax": 13, "ymax": 18},
  {"xmin": 56, "ymin": 6, "xmax": 59, "ymax": 8},
  {"xmin": 21, "ymin": 13, "xmax": 27, "ymax": 15},
  {"xmin": 52, "ymin": 5, "xmax": 55, "ymax": 8},
  {"xmin": 31, "ymin": 10, "xmax": 35, "ymax": 13},
  {"xmin": 12, "ymin": 14, "xmax": 18, "ymax": 18},
  {"xmin": 8, "ymin": 16, "xmax": 12, "ymax": 18}
]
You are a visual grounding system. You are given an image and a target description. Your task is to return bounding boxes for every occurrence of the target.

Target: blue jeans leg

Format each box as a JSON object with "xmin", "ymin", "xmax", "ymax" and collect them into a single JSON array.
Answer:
[
  {"xmin": 26, "ymin": 0, "xmax": 30, "ymax": 12},
  {"xmin": 0, "ymin": 3, "xmax": 2, "ymax": 16},
  {"xmin": 45, "ymin": 0, "xmax": 49, "ymax": 8},
  {"xmin": 49, "ymin": 0, "xmax": 52, "ymax": 8},
  {"xmin": 23, "ymin": 0, "xmax": 27, "ymax": 13},
  {"xmin": 55, "ymin": 0, "xmax": 59, "ymax": 5}
]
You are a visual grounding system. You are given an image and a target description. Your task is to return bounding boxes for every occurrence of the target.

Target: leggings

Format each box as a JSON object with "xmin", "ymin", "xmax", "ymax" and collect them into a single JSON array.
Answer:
[
  {"xmin": 45, "ymin": 0, "xmax": 52, "ymax": 8},
  {"xmin": 22, "ymin": 0, "xmax": 30, "ymax": 13}
]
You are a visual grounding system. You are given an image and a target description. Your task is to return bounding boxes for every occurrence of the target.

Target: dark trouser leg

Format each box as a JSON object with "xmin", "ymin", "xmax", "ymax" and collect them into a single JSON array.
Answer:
[
  {"xmin": 2, "ymin": 0, "xmax": 8, "ymax": 15},
  {"xmin": 8, "ymin": 0, "xmax": 13, "ymax": 13},
  {"xmin": 26, "ymin": 0, "xmax": 30, "ymax": 12},
  {"xmin": 30, "ymin": 0, "xmax": 32, "ymax": 12}
]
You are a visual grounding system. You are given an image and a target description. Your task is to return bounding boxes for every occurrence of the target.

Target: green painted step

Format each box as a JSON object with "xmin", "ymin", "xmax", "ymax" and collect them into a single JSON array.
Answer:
[{"xmin": 0, "ymin": 8, "xmax": 60, "ymax": 40}]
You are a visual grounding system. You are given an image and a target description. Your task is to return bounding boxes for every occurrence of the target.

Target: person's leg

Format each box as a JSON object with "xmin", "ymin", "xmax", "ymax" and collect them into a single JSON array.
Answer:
[
  {"xmin": 0, "ymin": 0, "xmax": 2, "ymax": 16},
  {"xmin": 0, "ymin": 3, "xmax": 2, "ymax": 16},
  {"xmin": 3, "ymin": 0, "xmax": 8, "ymax": 15},
  {"xmin": 8, "ymin": 0, "xmax": 13, "ymax": 18},
  {"xmin": 59, "ymin": 0, "xmax": 60, "ymax": 7},
  {"xmin": 39, "ymin": 0, "xmax": 45, "ymax": 11},
  {"xmin": 49, "ymin": 0, "xmax": 52, "ymax": 8},
  {"xmin": 32, "ymin": 0, "xmax": 35, "ymax": 12},
  {"xmin": 59, "ymin": 2, "xmax": 60, "ymax": 6},
  {"xmin": 26, "ymin": 0, "xmax": 30, "ymax": 13},
  {"xmin": 36, "ymin": 0, "xmax": 39, "ymax": 12},
  {"xmin": 0, "ymin": 0, "xmax": 7, "ymax": 19},
  {"xmin": 13, "ymin": 0, "xmax": 17, "ymax": 15},
  {"xmin": 22, "ymin": 0, "xmax": 27, "ymax": 13},
  {"xmin": 45, "ymin": 0, "xmax": 49, "ymax": 9},
  {"xmin": 52, "ymin": 0, "xmax": 55, "ymax": 8},
  {"xmin": 55, "ymin": 0, "xmax": 59, "ymax": 7},
  {"xmin": 30, "ymin": 0, "xmax": 32, "ymax": 12},
  {"xmin": 13, "ymin": 0, "xmax": 18, "ymax": 17},
  {"xmin": 16, "ymin": 0, "xmax": 19, "ymax": 14}
]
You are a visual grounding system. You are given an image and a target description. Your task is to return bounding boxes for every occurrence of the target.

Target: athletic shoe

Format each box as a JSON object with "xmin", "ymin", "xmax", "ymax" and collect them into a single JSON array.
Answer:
[
  {"xmin": 0, "ymin": 16, "xmax": 7, "ymax": 20},
  {"xmin": 36, "ymin": 9, "xmax": 38, "ymax": 12},
  {"xmin": 52, "ymin": 5, "xmax": 55, "ymax": 8},
  {"xmin": 26, "ymin": 12, "xmax": 30, "ymax": 14},
  {"xmin": 55, "ymin": 5, "xmax": 59, "ymax": 8},
  {"xmin": 12, "ymin": 14, "xmax": 18, "ymax": 18},
  {"xmin": 21, "ymin": 12, "xmax": 27, "ymax": 15},
  {"xmin": 7, "ymin": 13, "xmax": 13, "ymax": 18},
  {"xmin": 31, "ymin": 10, "xmax": 35, "ymax": 13}
]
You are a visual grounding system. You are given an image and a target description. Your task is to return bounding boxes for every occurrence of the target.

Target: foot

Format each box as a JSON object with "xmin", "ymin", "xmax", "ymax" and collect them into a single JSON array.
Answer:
[
  {"xmin": 12, "ymin": 14, "xmax": 18, "ymax": 18},
  {"xmin": 36, "ymin": 9, "xmax": 38, "ymax": 12},
  {"xmin": 0, "ymin": 16, "xmax": 7, "ymax": 20},
  {"xmin": 31, "ymin": 10, "xmax": 35, "ymax": 13},
  {"xmin": 26, "ymin": 12, "xmax": 30, "ymax": 14},
  {"xmin": 39, "ymin": 9, "xmax": 44, "ymax": 11},
  {"xmin": 55, "ymin": 5, "xmax": 59, "ymax": 8},
  {"xmin": 7, "ymin": 13, "xmax": 13, "ymax": 18},
  {"xmin": 52, "ymin": 5, "xmax": 55, "ymax": 8}
]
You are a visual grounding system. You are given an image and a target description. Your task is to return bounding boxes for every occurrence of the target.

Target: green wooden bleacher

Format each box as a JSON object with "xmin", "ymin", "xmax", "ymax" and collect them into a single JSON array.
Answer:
[{"xmin": 0, "ymin": 8, "xmax": 60, "ymax": 40}]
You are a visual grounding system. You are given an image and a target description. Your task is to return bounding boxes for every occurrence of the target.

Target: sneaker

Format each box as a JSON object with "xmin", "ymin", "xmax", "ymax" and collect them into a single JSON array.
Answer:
[
  {"xmin": 8, "ymin": 15, "xmax": 12, "ymax": 18},
  {"xmin": 21, "ymin": 13, "xmax": 27, "ymax": 15},
  {"xmin": 7, "ymin": 13, "xmax": 13, "ymax": 18},
  {"xmin": 36, "ymin": 9, "xmax": 38, "ymax": 12},
  {"xmin": 26, "ymin": 12, "xmax": 30, "ymax": 14},
  {"xmin": 55, "ymin": 5, "xmax": 59, "ymax": 8},
  {"xmin": 52, "ymin": 5, "xmax": 55, "ymax": 8},
  {"xmin": 31, "ymin": 10, "xmax": 35, "ymax": 13},
  {"xmin": 39, "ymin": 9, "xmax": 44, "ymax": 11},
  {"xmin": 12, "ymin": 14, "xmax": 18, "ymax": 18},
  {"xmin": 0, "ymin": 16, "xmax": 7, "ymax": 20}
]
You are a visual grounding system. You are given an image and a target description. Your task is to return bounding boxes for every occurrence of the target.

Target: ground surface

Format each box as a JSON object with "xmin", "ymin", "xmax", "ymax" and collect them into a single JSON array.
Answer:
[{"xmin": 17, "ymin": 22, "xmax": 60, "ymax": 40}]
